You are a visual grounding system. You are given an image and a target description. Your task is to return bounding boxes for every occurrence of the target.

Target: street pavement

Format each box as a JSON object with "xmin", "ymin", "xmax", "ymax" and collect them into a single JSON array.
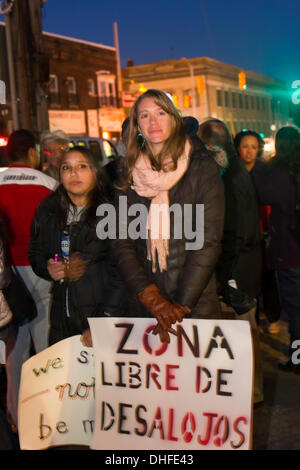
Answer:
[{"xmin": 253, "ymin": 315, "xmax": 300, "ymax": 450}]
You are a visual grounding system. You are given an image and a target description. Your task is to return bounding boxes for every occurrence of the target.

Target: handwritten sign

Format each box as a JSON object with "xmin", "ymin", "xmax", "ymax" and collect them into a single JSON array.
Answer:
[
  {"xmin": 18, "ymin": 336, "xmax": 95, "ymax": 450},
  {"xmin": 89, "ymin": 318, "xmax": 253, "ymax": 450}
]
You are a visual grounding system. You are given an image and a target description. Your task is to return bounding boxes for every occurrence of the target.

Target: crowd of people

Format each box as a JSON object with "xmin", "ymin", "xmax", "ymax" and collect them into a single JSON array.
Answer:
[{"xmin": 0, "ymin": 88, "xmax": 300, "ymax": 449}]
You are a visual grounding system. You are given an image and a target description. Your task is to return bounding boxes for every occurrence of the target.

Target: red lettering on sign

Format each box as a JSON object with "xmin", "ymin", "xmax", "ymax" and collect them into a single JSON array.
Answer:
[
  {"xmin": 181, "ymin": 412, "xmax": 196, "ymax": 443},
  {"xmin": 165, "ymin": 364, "xmax": 179, "ymax": 391},
  {"xmin": 143, "ymin": 325, "xmax": 168, "ymax": 356},
  {"xmin": 197, "ymin": 412, "xmax": 218, "ymax": 445},
  {"xmin": 231, "ymin": 416, "xmax": 247, "ymax": 449}
]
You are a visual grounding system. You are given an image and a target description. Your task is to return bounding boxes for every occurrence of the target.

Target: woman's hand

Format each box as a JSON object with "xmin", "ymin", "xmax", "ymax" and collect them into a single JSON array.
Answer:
[
  {"xmin": 47, "ymin": 258, "xmax": 66, "ymax": 281},
  {"xmin": 80, "ymin": 328, "xmax": 93, "ymax": 347},
  {"xmin": 138, "ymin": 284, "xmax": 191, "ymax": 342}
]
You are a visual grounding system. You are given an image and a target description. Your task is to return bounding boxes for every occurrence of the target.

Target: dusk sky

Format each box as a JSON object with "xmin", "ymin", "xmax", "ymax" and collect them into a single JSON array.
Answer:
[
  {"xmin": 2, "ymin": 0, "xmax": 300, "ymax": 86},
  {"xmin": 40, "ymin": 0, "xmax": 300, "ymax": 86}
]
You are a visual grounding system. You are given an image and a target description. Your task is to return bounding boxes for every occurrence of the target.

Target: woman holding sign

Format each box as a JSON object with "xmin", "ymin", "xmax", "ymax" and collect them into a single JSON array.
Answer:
[
  {"xmin": 111, "ymin": 89, "xmax": 225, "ymax": 343},
  {"xmin": 29, "ymin": 147, "xmax": 126, "ymax": 347}
]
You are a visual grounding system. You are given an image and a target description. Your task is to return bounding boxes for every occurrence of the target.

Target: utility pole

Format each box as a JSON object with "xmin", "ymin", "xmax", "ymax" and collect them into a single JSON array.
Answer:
[
  {"xmin": 2, "ymin": 0, "xmax": 49, "ymax": 135},
  {"xmin": 113, "ymin": 22, "xmax": 123, "ymax": 107},
  {"xmin": 0, "ymin": 0, "xmax": 19, "ymax": 130}
]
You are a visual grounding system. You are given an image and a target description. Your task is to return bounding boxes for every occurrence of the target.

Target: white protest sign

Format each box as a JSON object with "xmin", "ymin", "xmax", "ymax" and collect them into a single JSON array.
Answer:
[
  {"xmin": 18, "ymin": 335, "xmax": 95, "ymax": 450},
  {"xmin": 89, "ymin": 318, "xmax": 253, "ymax": 450}
]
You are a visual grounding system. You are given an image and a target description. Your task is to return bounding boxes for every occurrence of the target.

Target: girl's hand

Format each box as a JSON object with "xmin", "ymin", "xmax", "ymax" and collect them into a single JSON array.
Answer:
[{"xmin": 47, "ymin": 258, "xmax": 65, "ymax": 281}]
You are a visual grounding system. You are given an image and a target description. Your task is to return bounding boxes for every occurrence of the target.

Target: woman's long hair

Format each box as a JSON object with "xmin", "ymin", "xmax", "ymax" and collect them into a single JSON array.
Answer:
[
  {"xmin": 56, "ymin": 146, "xmax": 109, "ymax": 230},
  {"xmin": 123, "ymin": 89, "xmax": 188, "ymax": 189},
  {"xmin": 270, "ymin": 126, "xmax": 300, "ymax": 176}
]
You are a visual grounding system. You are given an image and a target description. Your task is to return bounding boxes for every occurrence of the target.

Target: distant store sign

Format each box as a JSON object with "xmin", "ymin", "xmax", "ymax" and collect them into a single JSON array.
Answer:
[
  {"xmin": 99, "ymin": 107, "xmax": 125, "ymax": 132},
  {"xmin": 292, "ymin": 80, "xmax": 300, "ymax": 105},
  {"xmin": 49, "ymin": 110, "xmax": 86, "ymax": 135}
]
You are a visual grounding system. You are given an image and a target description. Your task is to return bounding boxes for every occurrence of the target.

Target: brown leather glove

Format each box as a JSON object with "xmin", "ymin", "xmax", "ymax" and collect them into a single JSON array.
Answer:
[
  {"xmin": 138, "ymin": 284, "xmax": 190, "ymax": 342},
  {"xmin": 65, "ymin": 252, "xmax": 89, "ymax": 282}
]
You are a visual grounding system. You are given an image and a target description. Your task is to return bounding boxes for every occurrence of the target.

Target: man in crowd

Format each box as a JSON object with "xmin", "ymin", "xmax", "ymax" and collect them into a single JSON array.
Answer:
[
  {"xmin": 40, "ymin": 129, "xmax": 69, "ymax": 180},
  {"xmin": 0, "ymin": 129, "xmax": 57, "ymax": 429}
]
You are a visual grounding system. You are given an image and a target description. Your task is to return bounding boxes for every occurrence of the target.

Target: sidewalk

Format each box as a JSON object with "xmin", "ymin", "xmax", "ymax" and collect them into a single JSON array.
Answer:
[{"xmin": 253, "ymin": 315, "xmax": 300, "ymax": 450}]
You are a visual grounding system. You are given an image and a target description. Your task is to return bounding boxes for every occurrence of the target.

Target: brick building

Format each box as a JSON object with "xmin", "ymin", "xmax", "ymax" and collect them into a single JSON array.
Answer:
[{"xmin": 0, "ymin": 23, "xmax": 125, "ymax": 141}]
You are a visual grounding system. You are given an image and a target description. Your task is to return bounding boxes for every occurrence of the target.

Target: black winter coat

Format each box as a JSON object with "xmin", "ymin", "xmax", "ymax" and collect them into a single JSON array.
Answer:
[
  {"xmin": 28, "ymin": 191, "xmax": 126, "ymax": 344},
  {"xmin": 111, "ymin": 137, "xmax": 225, "ymax": 319},
  {"xmin": 217, "ymin": 154, "xmax": 261, "ymax": 298}
]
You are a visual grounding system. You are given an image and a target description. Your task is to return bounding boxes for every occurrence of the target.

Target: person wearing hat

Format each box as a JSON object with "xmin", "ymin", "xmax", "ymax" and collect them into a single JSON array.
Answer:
[{"xmin": 41, "ymin": 129, "xmax": 69, "ymax": 180}]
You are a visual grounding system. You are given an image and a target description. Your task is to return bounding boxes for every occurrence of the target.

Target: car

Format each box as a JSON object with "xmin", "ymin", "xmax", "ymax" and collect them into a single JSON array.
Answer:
[
  {"xmin": 68, "ymin": 136, "xmax": 118, "ymax": 167},
  {"xmin": 0, "ymin": 136, "xmax": 8, "ymax": 170},
  {"xmin": 263, "ymin": 137, "xmax": 275, "ymax": 160}
]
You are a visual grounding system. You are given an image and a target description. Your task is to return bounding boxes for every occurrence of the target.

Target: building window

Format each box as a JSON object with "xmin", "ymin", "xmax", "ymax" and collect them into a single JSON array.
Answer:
[
  {"xmin": 66, "ymin": 76, "xmax": 77, "ymax": 95},
  {"xmin": 232, "ymin": 92, "xmax": 236, "ymax": 108},
  {"xmin": 88, "ymin": 78, "xmax": 96, "ymax": 96},
  {"xmin": 245, "ymin": 95, "xmax": 249, "ymax": 109},
  {"xmin": 49, "ymin": 74, "xmax": 59, "ymax": 93},
  {"xmin": 251, "ymin": 95, "xmax": 255, "ymax": 110},
  {"xmin": 217, "ymin": 89, "xmax": 222, "ymax": 107},
  {"xmin": 238, "ymin": 94, "xmax": 243, "ymax": 109},
  {"xmin": 48, "ymin": 74, "xmax": 60, "ymax": 106},
  {"xmin": 66, "ymin": 77, "xmax": 78, "ymax": 107},
  {"xmin": 96, "ymin": 71, "xmax": 117, "ymax": 107},
  {"xmin": 256, "ymin": 96, "xmax": 260, "ymax": 111},
  {"xmin": 224, "ymin": 91, "xmax": 229, "ymax": 107}
]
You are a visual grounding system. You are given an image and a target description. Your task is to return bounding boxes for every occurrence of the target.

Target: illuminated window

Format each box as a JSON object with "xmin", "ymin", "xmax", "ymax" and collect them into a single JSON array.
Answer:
[
  {"xmin": 88, "ymin": 79, "xmax": 96, "ymax": 96},
  {"xmin": 96, "ymin": 71, "xmax": 117, "ymax": 107}
]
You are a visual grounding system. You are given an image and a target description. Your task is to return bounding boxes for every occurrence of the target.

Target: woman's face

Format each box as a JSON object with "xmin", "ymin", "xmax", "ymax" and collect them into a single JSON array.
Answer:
[
  {"xmin": 238, "ymin": 135, "xmax": 260, "ymax": 166},
  {"xmin": 137, "ymin": 97, "xmax": 173, "ymax": 154},
  {"xmin": 60, "ymin": 151, "xmax": 96, "ymax": 204}
]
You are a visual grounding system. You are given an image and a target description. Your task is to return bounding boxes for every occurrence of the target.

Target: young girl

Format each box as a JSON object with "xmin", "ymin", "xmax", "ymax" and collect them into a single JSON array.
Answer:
[{"xmin": 29, "ymin": 147, "xmax": 125, "ymax": 346}]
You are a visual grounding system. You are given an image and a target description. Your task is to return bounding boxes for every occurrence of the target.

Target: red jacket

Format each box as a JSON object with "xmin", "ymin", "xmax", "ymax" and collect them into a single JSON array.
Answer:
[{"xmin": 0, "ymin": 164, "xmax": 57, "ymax": 266}]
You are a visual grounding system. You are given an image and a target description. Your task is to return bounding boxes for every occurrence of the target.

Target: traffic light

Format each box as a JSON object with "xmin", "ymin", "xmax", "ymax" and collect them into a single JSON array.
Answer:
[
  {"xmin": 238, "ymin": 71, "xmax": 247, "ymax": 90},
  {"xmin": 139, "ymin": 84, "xmax": 147, "ymax": 93},
  {"xmin": 197, "ymin": 76, "xmax": 205, "ymax": 94},
  {"xmin": 183, "ymin": 93, "xmax": 191, "ymax": 108},
  {"xmin": 172, "ymin": 94, "xmax": 178, "ymax": 107}
]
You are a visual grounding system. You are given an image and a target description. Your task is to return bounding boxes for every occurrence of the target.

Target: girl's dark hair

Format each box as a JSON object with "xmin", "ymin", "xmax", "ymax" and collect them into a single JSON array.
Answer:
[
  {"xmin": 234, "ymin": 130, "xmax": 265, "ymax": 159},
  {"xmin": 270, "ymin": 126, "xmax": 300, "ymax": 175},
  {"xmin": 56, "ymin": 146, "xmax": 109, "ymax": 229}
]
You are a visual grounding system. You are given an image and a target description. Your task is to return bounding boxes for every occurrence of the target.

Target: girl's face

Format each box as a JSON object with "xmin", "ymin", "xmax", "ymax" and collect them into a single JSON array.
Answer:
[
  {"xmin": 137, "ymin": 97, "xmax": 173, "ymax": 154},
  {"xmin": 238, "ymin": 135, "xmax": 260, "ymax": 166},
  {"xmin": 60, "ymin": 151, "xmax": 96, "ymax": 204}
]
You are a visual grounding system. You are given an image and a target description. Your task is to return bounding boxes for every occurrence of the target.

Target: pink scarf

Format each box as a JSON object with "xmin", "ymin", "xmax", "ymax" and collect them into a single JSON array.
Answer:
[{"xmin": 132, "ymin": 141, "xmax": 190, "ymax": 272}]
